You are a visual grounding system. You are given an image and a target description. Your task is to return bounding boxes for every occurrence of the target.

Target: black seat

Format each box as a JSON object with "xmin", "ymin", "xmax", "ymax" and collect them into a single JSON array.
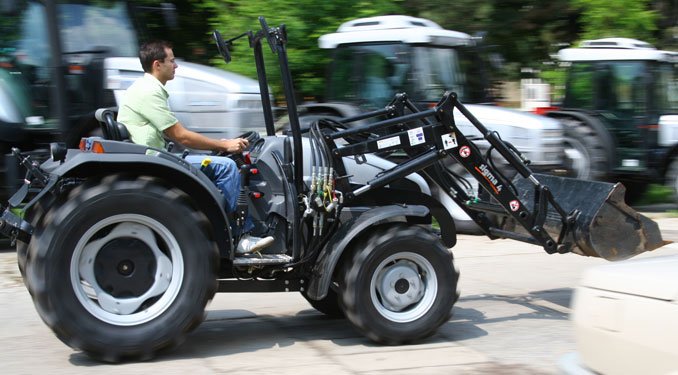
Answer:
[{"xmin": 94, "ymin": 108, "xmax": 131, "ymax": 141}]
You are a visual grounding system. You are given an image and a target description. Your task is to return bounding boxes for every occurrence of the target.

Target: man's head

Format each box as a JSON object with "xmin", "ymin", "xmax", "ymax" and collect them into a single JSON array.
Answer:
[{"xmin": 139, "ymin": 40, "xmax": 177, "ymax": 84}]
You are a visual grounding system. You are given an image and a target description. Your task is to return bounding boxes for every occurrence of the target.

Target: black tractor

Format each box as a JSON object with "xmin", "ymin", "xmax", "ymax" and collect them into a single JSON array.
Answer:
[{"xmin": 0, "ymin": 18, "xmax": 666, "ymax": 362}]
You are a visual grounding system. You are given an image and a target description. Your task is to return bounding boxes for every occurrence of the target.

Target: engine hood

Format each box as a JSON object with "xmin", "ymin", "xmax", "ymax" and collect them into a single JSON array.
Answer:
[{"xmin": 580, "ymin": 254, "xmax": 678, "ymax": 301}]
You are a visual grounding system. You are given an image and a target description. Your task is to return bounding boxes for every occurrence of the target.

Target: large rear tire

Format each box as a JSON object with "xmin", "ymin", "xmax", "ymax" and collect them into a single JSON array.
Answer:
[
  {"xmin": 24, "ymin": 175, "xmax": 218, "ymax": 362},
  {"xmin": 560, "ymin": 116, "xmax": 608, "ymax": 181},
  {"xmin": 340, "ymin": 224, "xmax": 459, "ymax": 344}
]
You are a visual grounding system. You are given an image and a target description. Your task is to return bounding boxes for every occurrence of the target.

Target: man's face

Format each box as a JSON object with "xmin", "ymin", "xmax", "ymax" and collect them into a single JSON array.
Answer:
[{"xmin": 155, "ymin": 47, "xmax": 177, "ymax": 84}]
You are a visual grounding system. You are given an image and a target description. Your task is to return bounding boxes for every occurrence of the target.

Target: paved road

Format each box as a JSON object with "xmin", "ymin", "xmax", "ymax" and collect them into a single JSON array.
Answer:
[{"xmin": 1, "ymin": 218, "xmax": 677, "ymax": 374}]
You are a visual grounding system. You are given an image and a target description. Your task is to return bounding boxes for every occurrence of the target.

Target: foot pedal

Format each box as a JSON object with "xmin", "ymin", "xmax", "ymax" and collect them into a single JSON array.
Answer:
[{"xmin": 233, "ymin": 254, "xmax": 293, "ymax": 266}]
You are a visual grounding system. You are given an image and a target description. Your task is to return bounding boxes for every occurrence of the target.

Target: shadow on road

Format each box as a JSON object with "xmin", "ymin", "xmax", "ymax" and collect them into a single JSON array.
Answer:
[
  {"xmin": 441, "ymin": 288, "xmax": 573, "ymax": 342},
  {"xmin": 66, "ymin": 288, "xmax": 573, "ymax": 365}
]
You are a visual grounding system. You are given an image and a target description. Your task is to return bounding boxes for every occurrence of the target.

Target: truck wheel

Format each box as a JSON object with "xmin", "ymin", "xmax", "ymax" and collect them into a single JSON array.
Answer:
[
  {"xmin": 340, "ymin": 224, "xmax": 459, "ymax": 344},
  {"xmin": 24, "ymin": 176, "xmax": 218, "ymax": 362},
  {"xmin": 560, "ymin": 117, "xmax": 608, "ymax": 180},
  {"xmin": 301, "ymin": 288, "xmax": 344, "ymax": 318}
]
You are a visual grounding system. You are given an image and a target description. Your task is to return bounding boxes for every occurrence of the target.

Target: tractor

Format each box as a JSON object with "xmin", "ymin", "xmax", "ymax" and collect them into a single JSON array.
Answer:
[{"xmin": 0, "ymin": 18, "xmax": 666, "ymax": 362}]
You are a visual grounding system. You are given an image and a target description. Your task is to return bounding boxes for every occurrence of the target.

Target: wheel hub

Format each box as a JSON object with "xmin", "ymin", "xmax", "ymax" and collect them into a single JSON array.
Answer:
[
  {"xmin": 95, "ymin": 238, "xmax": 156, "ymax": 298},
  {"xmin": 376, "ymin": 260, "xmax": 425, "ymax": 312}
]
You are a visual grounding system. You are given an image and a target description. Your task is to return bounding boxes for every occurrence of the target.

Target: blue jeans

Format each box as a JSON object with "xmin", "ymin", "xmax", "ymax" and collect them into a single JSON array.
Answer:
[{"xmin": 185, "ymin": 155, "xmax": 253, "ymax": 232}]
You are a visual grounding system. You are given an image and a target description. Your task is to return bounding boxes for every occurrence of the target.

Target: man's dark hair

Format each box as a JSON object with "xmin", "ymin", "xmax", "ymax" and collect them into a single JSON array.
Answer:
[{"xmin": 139, "ymin": 40, "xmax": 173, "ymax": 73}]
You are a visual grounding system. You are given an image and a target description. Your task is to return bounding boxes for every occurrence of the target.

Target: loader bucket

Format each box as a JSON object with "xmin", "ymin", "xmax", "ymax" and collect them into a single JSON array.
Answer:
[{"xmin": 506, "ymin": 174, "xmax": 669, "ymax": 261}]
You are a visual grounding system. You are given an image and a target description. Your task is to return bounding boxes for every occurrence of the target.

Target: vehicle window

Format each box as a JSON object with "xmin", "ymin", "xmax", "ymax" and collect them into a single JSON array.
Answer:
[
  {"xmin": 57, "ymin": 2, "xmax": 137, "ymax": 56},
  {"xmin": 607, "ymin": 61, "xmax": 646, "ymax": 115},
  {"xmin": 0, "ymin": 1, "xmax": 54, "ymax": 124},
  {"xmin": 412, "ymin": 46, "xmax": 465, "ymax": 102},
  {"xmin": 564, "ymin": 62, "xmax": 595, "ymax": 109},
  {"xmin": 327, "ymin": 44, "xmax": 411, "ymax": 110},
  {"xmin": 655, "ymin": 62, "xmax": 678, "ymax": 113},
  {"xmin": 458, "ymin": 47, "xmax": 493, "ymax": 103}
]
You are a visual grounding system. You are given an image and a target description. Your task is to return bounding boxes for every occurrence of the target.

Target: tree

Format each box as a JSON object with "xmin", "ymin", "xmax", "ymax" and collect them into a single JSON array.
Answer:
[
  {"xmin": 201, "ymin": 0, "xmax": 404, "ymax": 99},
  {"xmin": 572, "ymin": 0, "xmax": 658, "ymax": 43}
]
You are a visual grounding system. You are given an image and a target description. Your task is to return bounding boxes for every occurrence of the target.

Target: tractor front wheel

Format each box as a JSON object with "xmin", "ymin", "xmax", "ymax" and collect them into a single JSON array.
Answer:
[{"xmin": 340, "ymin": 224, "xmax": 459, "ymax": 344}]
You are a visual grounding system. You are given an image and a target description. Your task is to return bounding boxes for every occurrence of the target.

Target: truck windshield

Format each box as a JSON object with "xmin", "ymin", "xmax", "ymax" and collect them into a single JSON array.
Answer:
[
  {"xmin": 327, "ymin": 44, "xmax": 411, "ymax": 110},
  {"xmin": 412, "ymin": 46, "xmax": 466, "ymax": 103},
  {"xmin": 655, "ymin": 61, "xmax": 678, "ymax": 113},
  {"xmin": 57, "ymin": 2, "xmax": 137, "ymax": 56},
  {"xmin": 328, "ymin": 43, "xmax": 479, "ymax": 110},
  {"xmin": 564, "ymin": 61, "xmax": 648, "ymax": 115}
]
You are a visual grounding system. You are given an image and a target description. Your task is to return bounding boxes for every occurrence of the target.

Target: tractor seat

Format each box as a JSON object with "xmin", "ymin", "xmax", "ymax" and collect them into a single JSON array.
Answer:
[{"xmin": 94, "ymin": 107, "xmax": 131, "ymax": 142}]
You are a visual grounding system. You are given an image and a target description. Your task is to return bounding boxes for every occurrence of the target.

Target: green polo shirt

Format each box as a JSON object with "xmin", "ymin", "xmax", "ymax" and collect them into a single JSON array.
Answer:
[{"xmin": 117, "ymin": 73, "xmax": 178, "ymax": 149}]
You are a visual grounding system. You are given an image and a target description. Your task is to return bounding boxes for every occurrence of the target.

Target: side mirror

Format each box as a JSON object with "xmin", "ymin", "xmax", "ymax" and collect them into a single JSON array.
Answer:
[{"xmin": 213, "ymin": 30, "xmax": 231, "ymax": 63}]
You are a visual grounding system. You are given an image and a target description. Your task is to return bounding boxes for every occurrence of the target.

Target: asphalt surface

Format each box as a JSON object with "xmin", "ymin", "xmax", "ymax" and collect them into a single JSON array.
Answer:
[{"xmin": 0, "ymin": 215, "xmax": 677, "ymax": 374}]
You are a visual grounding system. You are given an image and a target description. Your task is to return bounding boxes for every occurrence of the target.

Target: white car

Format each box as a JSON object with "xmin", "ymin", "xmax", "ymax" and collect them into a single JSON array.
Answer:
[
  {"xmin": 105, "ymin": 57, "xmax": 271, "ymax": 139},
  {"xmin": 560, "ymin": 254, "xmax": 678, "ymax": 374}
]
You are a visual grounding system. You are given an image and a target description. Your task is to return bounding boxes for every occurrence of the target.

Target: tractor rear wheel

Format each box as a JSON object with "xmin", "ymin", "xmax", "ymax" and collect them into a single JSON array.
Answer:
[
  {"xmin": 24, "ymin": 175, "xmax": 218, "ymax": 362},
  {"xmin": 560, "ymin": 116, "xmax": 608, "ymax": 181},
  {"xmin": 340, "ymin": 224, "xmax": 459, "ymax": 344}
]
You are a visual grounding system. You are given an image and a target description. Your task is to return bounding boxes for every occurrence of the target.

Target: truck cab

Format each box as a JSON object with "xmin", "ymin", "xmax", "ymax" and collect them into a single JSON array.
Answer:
[
  {"xmin": 545, "ymin": 38, "xmax": 678, "ymax": 199},
  {"xmin": 0, "ymin": 0, "xmax": 268, "ymax": 201},
  {"xmin": 312, "ymin": 15, "xmax": 567, "ymax": 175}
]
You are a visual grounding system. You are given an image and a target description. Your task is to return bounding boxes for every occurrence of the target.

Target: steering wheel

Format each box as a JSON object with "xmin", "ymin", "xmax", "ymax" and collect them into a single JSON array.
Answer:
[{"xmin": 213, "ymin": 131, "xmax": 261, "ymax": 157}]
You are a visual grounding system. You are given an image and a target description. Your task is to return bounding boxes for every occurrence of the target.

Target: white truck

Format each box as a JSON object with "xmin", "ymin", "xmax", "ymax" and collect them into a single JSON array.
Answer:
[
  {"xmin": 541, "ymin": 38, "xmax": 678, "ymax": 201},
  {"xmin": 305, "ymin": 15, "xmax": 567, "ymax": 172},
  {"xmin": 296, "ymin": 15, "xmax": 570, "ymax": 231}
]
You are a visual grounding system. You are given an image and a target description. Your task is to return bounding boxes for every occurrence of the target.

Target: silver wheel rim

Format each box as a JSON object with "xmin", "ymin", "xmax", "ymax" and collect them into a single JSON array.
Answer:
[
  {"xmin": 70, "ymin": 214, "xmax": 184, "ymax": 326},
  {"xmin": 563, "ymin": 136, "xmax": 591, "ymax": 179},
  {"xmin": 370, "ymin": 252, "xmax": 437, "ymax": 323}
]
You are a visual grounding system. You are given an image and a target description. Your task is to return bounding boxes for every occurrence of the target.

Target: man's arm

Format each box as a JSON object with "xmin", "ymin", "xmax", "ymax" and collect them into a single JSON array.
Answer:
[{"xmin": 164, "ymin": 122, "xmax": 248, "ymax": 153}]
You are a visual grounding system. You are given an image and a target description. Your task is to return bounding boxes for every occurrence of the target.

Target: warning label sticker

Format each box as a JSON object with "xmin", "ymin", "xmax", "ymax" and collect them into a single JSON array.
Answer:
[
  {"xmin": 407, "ymin": 127, "xmax": 426, "ymax": 146},
  {"xmin": 441, "ymin": 132, "xmax": 458, "ymax": 150},
  {"xmin": 459, "ymin": 145, "xmax": 471, "ymax": 158},
  {"xmin": 377, "ymin": 136, "xmax": 401, "ymax": 149}
]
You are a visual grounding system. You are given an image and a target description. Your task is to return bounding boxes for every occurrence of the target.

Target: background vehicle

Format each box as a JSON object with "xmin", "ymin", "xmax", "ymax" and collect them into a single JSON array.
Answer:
[
  {"xmin": 541, "ymin": 38, "xmax": 678, "ymax": 200},
  {"xmin": 297, "ymin": 15, "xmax": 570, "ymax": 232},
  {"xmin": 0, "ymin": 16, "xmax": 665, "ymax": 363},
  {"xmin": 560, "ymin": 253, "xmax": 678, "ymax": 374},
  {"xmin": 301, "ymin": 15, "xmax": 567, "ymax": 175},
  {"xmin": 0, "ymin": 0, "xmax": 268, "ymax": 203}
]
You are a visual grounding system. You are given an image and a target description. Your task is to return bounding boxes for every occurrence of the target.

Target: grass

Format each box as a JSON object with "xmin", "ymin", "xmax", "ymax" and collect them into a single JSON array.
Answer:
[{"xmin": 635, "ymin": 184, "xmax": 675, "ymax": 206}]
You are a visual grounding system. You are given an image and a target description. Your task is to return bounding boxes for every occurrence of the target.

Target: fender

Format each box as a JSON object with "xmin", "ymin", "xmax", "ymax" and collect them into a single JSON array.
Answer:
[
  {"xmin": 546, "ymin": 110, "xmax": 616, "ymax": 171},
  {"xmin": 305, "ymin": 204, "xmax": 441, "ymax": 300},
  {"xmin": 45, "ymin": 148, "xmax": 232, "ymax": 254}
]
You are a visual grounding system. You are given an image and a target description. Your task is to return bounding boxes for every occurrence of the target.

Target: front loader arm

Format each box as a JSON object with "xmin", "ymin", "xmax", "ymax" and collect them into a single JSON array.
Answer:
[
  {"xmin": 327, "ymin": 92, "xmax": 573, "ymax": 254},
  {"xmin": 321, "ymin": 92, "xmax": 665, "ymax": 260}
]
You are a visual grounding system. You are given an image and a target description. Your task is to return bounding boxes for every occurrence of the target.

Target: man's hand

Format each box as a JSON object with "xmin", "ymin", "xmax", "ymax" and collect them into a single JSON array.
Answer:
[{"xmin": 219, "ymin": 138, "xmax": 249, "ymax": 154}]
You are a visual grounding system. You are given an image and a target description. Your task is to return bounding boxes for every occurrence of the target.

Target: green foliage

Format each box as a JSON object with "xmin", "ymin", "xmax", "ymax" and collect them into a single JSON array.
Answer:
[
  {"xmin": 636, "ymin": 184, "xmax": 675, "ymax": 205},
  {"xmin": 201, "ymin": 0, "xmax": 404, "ymax": 98},
  {"xmin": 540, "ymin": 68, "xmax": 567, "ymax": 102},
  {"xmin": 162, "ymin": 0, "xmax": 673, "ymax": 101},
  {"xmin": 572, "ymin": 0, "xmax": 658, "ymax": 43}
]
